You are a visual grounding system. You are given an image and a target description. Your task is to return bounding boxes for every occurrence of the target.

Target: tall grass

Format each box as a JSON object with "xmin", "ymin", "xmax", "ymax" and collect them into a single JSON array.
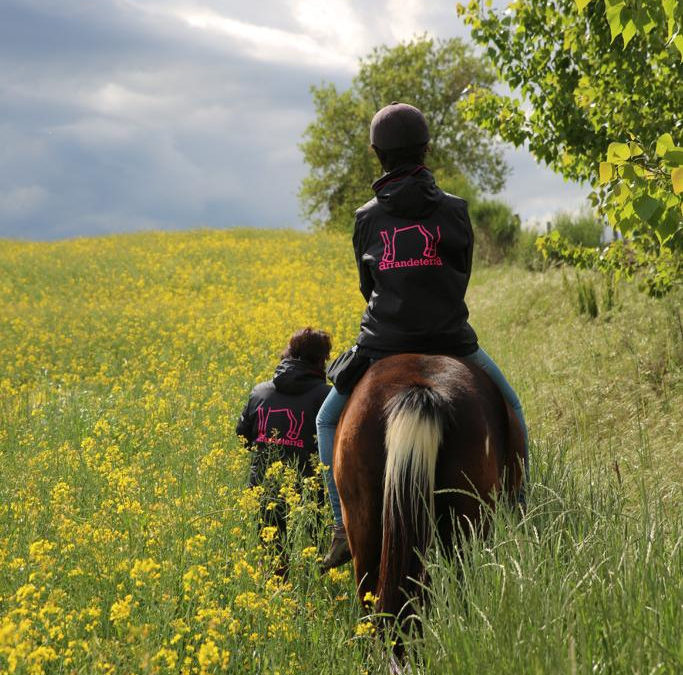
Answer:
[{"xmin": 398, "ymin": 442, "xmax": 682, "ymax": 674}]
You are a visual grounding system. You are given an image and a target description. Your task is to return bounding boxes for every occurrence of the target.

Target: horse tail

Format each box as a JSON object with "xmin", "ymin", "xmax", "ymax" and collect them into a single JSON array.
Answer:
[{"xmin": 378, "ymin": 385, "xmax": 446, "ymax": 618}]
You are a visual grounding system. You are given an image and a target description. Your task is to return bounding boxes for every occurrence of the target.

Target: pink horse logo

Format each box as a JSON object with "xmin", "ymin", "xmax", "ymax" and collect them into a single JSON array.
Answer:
[
  {"xmin": 256, "ymin": 406, "xmax": 305, "ymax": 443},
  {"xmin": 380, "ymin": 224, "xmax": 441, "ymax": 265}
]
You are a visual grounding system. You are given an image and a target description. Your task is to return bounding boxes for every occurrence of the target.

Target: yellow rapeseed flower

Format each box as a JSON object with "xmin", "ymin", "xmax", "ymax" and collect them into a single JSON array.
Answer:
[
  {"xmin": 109, "ymin": 595, "xmax": 133, "ymax": 625},
  {"xmin": 153, "ymin": 647, "xmax": 178, "ymax": 670},
  {"xmin": 197, "ymin": 639, "xmax": 220, "ymax": 674},
  {"xmin": 300, "ymin": 546, "xmax": 317, "ymax": 559},
  {"xmin": 130, "ymin": 558, "xmax": 161, "ymax": 587},
  {"xmin": 354, "ymin": 620, "xmax": 376, "ymax": 637},
  {"xmin": 0, "ymin": 230, "xmax": 363, "ymax": 672},
  {"xmin": 259, "ymin": 526, "xmax": 278, "ymax": 543},
  {"xmin": 328, "ymin": 568, "xmax": 351, "ymax": 584},
  {"xmin": 362, "ymin": 591, "xmax": 379, "ymax": 606}
]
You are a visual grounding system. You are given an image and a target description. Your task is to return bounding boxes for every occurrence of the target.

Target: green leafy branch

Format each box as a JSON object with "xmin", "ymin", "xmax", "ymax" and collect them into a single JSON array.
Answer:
[
  {"xmin": 575, "ymin": 0, "xmax": 683, "ymax": 53},
  {"xmin": 458, "ymin": 0, "xmax": 682, "ymax": 296},
  {"xmin": 599, "ymin": 134, "xmax": 683, "ymax": 249},
  {"xmin": 536, "ymin": 230, "xmax": 679, "ymax": 296}
]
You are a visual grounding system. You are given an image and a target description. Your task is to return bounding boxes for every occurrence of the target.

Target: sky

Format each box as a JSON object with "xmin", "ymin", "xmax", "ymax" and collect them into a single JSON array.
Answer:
[{"xmin": 0, "ymin": 0, "xmax": 588, "ymax": 241}]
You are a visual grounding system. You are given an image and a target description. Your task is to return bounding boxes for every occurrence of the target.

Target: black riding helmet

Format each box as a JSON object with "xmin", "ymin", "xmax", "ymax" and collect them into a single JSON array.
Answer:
[{"xmin": 369, "ymin": 102, "xmax": 430, "ymax": 150}]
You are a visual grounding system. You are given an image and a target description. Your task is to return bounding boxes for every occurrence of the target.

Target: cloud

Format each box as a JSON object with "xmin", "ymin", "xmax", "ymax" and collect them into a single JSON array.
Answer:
[
  {"xmin": 498, "ymin": 147, "xmax": 588, "ymax": 225},
  {"xmin": 290, "ymin": 0, "xmax": 369, "ymax": 55},
  {"xmin": 176, "ymin": 8, "xmax": 357, "ymax": 71},
  {"xmin": 386, "ymin": 0, "xmax": 425, "ymax": 42},
  {"xmin": 0, "ymin": 185, "xmax": 48, "ymax": 220},
  {"xmin": 0, "ymin": 0, "xmax": 586, "ymax": 241}
]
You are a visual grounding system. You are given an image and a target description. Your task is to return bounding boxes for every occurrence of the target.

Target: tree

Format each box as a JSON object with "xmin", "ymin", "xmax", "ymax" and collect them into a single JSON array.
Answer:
[
  {"xmin": 458, "ymin": 0, "xmax": 682, "ymax": 295},
  {"xmin": 299, "ymin": 36, "xmax": 509, "ymax": 232}
]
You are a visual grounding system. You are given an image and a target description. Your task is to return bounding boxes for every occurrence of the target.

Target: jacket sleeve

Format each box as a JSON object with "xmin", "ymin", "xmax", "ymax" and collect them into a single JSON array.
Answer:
[
  {"xmin": 353, "ymin": 213, "xmax": 374, "ymax": 302},
  {"xmin": 235, "ymin": 394, "xmax": 256, "ymax": 445}
]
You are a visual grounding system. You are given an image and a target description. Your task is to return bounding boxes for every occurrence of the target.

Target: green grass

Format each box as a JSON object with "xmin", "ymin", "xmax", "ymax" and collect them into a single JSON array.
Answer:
[
  {"xmin": 402, "ymin": 443, "xmax": 682, "ymax": 674},
  {"xmin": 468, "ymin": 265, "xmax": 681, "ymax": 508}
]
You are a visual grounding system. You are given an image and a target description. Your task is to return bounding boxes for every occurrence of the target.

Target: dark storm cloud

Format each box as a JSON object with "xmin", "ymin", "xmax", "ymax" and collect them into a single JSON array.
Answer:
[
  {"xmin": 0, "ymin": 0, "xmax": 355, "ymax": 239},
  {"xmin": 0, "ymin": 0, "xmax": 585, "ymax": 241}
]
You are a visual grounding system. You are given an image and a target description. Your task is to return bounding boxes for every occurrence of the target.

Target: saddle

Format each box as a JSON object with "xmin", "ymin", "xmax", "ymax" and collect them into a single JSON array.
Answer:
[{"xmin": 326, "ymin": 345, "xmax": 387, "ymax": 394}]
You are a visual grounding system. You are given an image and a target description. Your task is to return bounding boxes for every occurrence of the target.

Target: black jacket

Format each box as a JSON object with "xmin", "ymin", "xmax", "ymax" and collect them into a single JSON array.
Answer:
[
  {"xmin": 236, "ymin": 358, "xmax": 331, "ymax": 484},
  {"xmin": 352, "ymin": 165, "xmax": 478, "ymax": 355}
]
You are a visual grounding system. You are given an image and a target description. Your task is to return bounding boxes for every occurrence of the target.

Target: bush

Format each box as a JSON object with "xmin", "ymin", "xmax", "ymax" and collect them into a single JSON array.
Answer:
[
  {"xmin": 514, "ymin": 228, "xmax": 545, "ymax": 271},
  {"xmin": 552, "ymin": 208, "xmax": 603, "ymax": 248},
  {"xmin": 470, "ymin": 199, "xmax": 521, "ymax": 264}
]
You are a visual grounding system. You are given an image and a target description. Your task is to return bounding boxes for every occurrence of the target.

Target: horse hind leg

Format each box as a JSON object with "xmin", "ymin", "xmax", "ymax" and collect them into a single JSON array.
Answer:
[
  {"xmin": 434, "ymin": 416, "xmax": 503, "ymax": 559},
  {"xmin": 334, "ymin": 414, "xmax": 385, "ymax": 605},
  {"xmin": 339, "ymin": 457, "xmax": 383, "ymax": 602},
  {"xmin": 346, "ymin": 508, "xmax": 382, "ymax": 606}
]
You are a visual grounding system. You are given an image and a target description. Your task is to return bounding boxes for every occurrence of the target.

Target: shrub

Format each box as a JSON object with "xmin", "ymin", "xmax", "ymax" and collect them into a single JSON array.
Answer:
[
  {"xmin": 470, "ymin": 199, "xmax": 521, "ymax": 264},
  {"xmin": 552, "ymin": 208, "xmax": 603, "ymax": 248},
  {"xmin": 514, "ymin": 228, "xmax": 545, "ymax": 271}
]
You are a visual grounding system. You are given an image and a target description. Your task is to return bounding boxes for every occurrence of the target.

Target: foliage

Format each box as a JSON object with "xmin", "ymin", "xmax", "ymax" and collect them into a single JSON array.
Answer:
[
  {"xmin": 0, "ymin": 232, "xmax": 680, "ymax": 672},
  {"xmin": 513, "ymin": 228, "xmax": 547, "ymax": 270},
  {"xmin": 561, "ymin": 269, "xmax": 616, "ymax": 318},
  {"xmin": 576, "ymin": 273, "xmax": 600, "ymax": 317},
  {"xmin": 458, "ymin": 0, "xmax": 683, "ymax": 294},
  {"xmin": 552, "ymin": 207, "xmax": 603, "ymax": 248},
  {"xmin": 537, "ymin": 228, "xmax": 679, "ymax": 295},
  {"xmin": 299, "ymin": 36, "xmax": 508, "ymax": 232},
  {"xmin": 470, "ymin": 198, "xmax": 521, "ymax": 263}
]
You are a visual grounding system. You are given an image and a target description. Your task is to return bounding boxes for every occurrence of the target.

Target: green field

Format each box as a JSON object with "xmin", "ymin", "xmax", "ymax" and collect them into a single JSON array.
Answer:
[{"xmin": 0, "ymin": 229, "xmax": 681, "ymax": 674}]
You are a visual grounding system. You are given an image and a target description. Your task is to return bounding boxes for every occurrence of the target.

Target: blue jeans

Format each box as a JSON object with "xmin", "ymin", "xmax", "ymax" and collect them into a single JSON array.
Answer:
[
  {"xmin": 316, "ymin": 386, "xmax": 349, "ymax": 527},
  {"xmin": 316, "ymin": 347, "xmax": 529, "ymax": 526}
]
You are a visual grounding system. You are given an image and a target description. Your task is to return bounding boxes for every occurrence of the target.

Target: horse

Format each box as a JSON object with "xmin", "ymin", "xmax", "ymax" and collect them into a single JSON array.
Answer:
[{"xmin": 333, "ymin": 353, "xmax": 525, "ymax": 646}]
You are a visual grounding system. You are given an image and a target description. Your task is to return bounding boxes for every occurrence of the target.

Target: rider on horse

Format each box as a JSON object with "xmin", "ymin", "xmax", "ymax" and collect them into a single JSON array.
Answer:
[{"xmin": 316, "ymin": 102, "xmax": 529, "ymax": 570}]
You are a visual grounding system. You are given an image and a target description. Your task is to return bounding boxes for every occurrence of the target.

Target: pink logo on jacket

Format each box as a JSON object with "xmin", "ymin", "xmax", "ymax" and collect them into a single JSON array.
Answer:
[
  {"xmin": 256, "ymin": 406, "xmax": 305, "ymax": 448},
  {"xmin": 379, "ymin": 224, "xmax": 442, "ymax": 271}
]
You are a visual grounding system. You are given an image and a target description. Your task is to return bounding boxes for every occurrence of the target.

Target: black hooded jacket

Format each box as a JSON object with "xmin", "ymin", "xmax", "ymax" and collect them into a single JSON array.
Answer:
[
  {"xmin": 352, "ymin": 164, "xmax": 478, "ymax": 355},
  {"xmin": 236, "ymin": 358, "xmax": 331, "ymax": 484}
]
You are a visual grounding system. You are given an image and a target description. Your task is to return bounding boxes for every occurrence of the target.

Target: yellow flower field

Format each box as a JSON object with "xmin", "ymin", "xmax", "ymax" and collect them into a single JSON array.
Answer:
[
  {"xmin": 0, "ymin": 230, "xmax": 368, "ymax": 674},
  {"xmin": 0, "ymin": 229, "xmax": 680, "ymax": 674}
]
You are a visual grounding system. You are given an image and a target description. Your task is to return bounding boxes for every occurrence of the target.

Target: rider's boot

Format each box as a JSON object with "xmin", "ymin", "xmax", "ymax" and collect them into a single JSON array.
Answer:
[{"xmin": 320, "ymin": 525, "xmax": 352, "ymax": 572}]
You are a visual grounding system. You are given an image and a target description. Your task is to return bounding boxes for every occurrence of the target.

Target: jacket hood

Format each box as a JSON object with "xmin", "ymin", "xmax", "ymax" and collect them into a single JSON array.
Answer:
[
  {"xmin": 372, "ymin": 164, "xmax": 444, "ymax": 219},
  {"xmin": 272, "ymin": 357, "xmax": 326, "ymax": 394}
]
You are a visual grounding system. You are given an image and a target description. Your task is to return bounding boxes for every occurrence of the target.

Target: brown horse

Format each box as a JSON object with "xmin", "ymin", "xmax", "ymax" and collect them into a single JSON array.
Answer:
[{"xmin": 333, "ymin": 353, "xmax": 524, "ymax": 634}]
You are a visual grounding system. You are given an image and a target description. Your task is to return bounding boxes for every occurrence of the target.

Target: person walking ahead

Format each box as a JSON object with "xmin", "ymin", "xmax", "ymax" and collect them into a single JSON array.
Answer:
[
  {"xmin": 316, "ymin": 102, "xmax": 529, "ymax": 571},
  {"xmin": 237, "ymin": 328, "xmax": 332, "ymax": 557}
]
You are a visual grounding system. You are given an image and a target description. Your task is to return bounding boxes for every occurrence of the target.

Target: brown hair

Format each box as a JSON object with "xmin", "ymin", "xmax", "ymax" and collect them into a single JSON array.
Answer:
[{"xmin": 282, "ymin": 327, "xmax": 332, "ymax": 368}]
